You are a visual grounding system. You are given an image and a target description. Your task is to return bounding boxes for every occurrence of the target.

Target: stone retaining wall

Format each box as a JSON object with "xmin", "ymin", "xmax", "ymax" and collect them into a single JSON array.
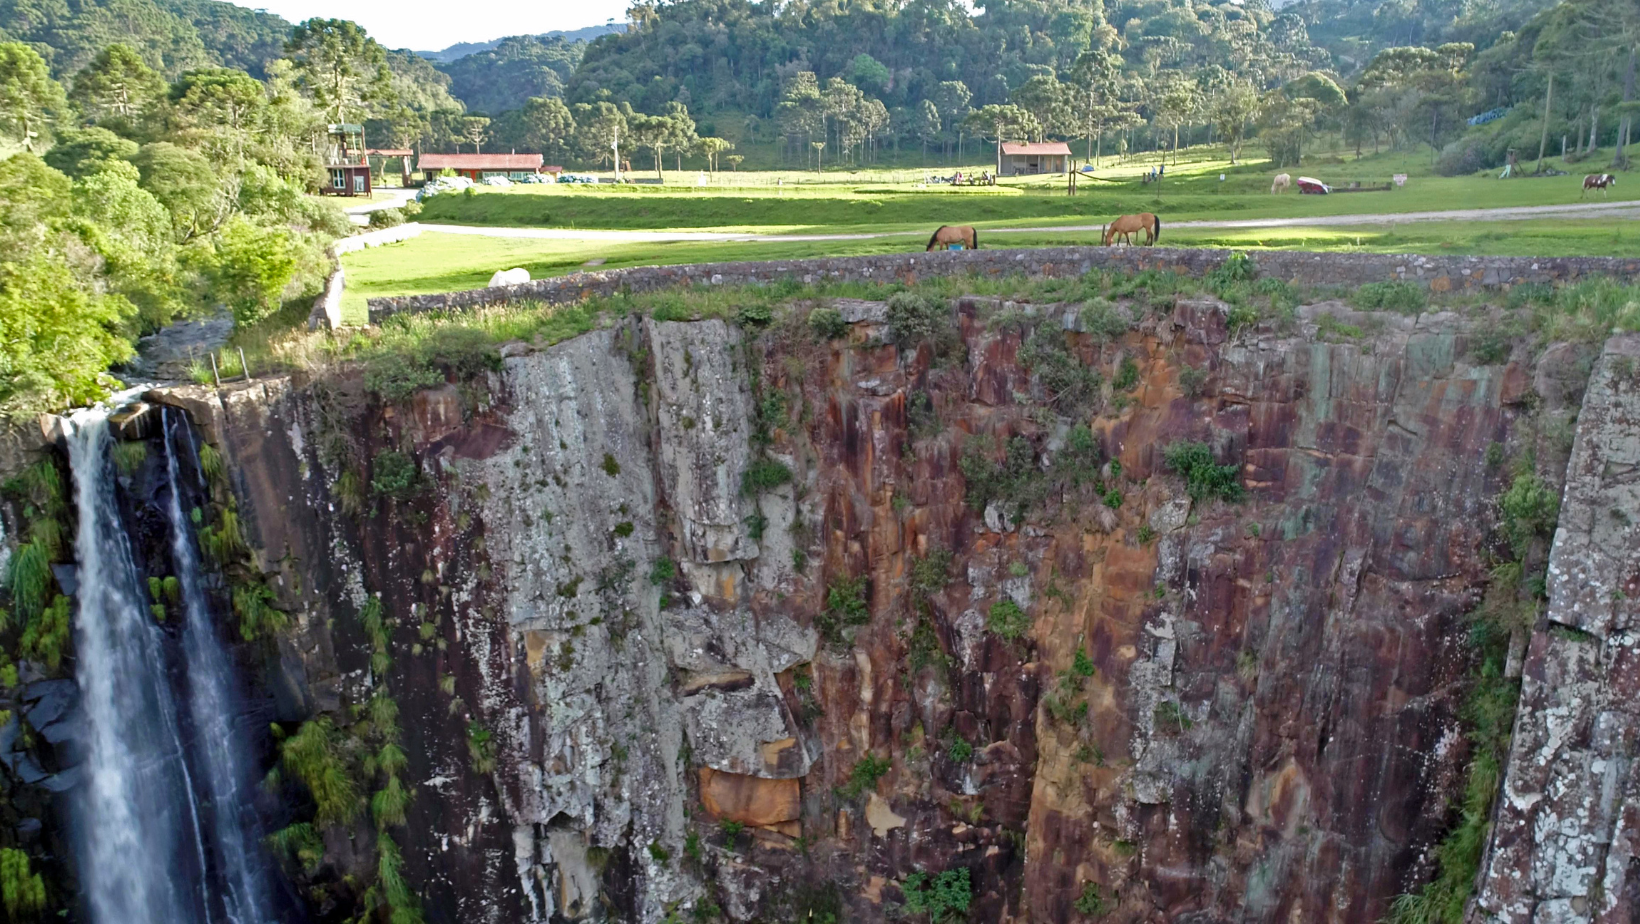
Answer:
[
  {"xmin": 365, "ymin": 245, "xmax": 1640, "ymax": 325},
  {"xmin": 308, "ymin": 223, "xmax": 428, "ymax": 329}
]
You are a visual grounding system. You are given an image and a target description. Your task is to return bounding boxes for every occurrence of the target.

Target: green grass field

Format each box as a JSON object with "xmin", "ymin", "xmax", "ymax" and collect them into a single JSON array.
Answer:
[
  {"xmin": 337, "ymin": 217, "xmax": 1640, "ymax": 324},
  {"xmin": 416, "ymin": 147, "xmax": 1640, "ymax": 235}
]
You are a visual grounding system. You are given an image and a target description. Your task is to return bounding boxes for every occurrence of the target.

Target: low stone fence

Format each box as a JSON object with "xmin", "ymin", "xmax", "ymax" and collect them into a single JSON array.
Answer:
[
  {"xmin": 365, "ymin": 246, "xmax": 1640, "ymax": 326},
  {"xmin": 308, "ymin": 223, "xmax": 428, "ymax": 330}
]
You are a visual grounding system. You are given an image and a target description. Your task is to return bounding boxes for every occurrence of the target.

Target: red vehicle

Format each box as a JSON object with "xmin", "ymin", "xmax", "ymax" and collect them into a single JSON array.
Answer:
[{"xmin": 1296, "ymin": 176, "xmax": 1331, "ymax": 195}]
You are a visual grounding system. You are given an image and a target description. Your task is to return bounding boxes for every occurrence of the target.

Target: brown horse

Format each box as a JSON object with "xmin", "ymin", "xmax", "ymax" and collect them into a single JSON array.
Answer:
[
  {"xmin": 1583, "ymin": 174, "xmax": 1617, "ymax": 196},
  {"xmin": 926, "ymin": 225, "xmax": 979, "ymax": 251},
  {"xmin": 1102, "ymin": 213, "xmax": 1160, "ymax": 246}
]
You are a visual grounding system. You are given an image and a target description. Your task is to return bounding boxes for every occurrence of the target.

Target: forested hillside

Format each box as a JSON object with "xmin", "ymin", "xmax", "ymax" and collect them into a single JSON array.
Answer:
[{"xmin": 0, "ymin": 0, "xmax": 290, "ymax": 76}]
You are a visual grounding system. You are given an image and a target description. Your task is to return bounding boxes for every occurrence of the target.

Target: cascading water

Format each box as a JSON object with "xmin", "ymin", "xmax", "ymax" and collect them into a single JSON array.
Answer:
[
  {"xmin": 161, "ymin": 408, "xmax": 273, "ymax": 923},
  {"xmin": 64, "ymin": 401, "xmax": 274, "ymax": 924}
]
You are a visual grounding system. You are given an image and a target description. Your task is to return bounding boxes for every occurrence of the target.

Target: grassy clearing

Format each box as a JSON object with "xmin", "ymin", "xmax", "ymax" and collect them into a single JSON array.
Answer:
[
  {"xmin": 415, "ymin": 147, "xmax": 1639, "ymax": 235},
  {"xmin": 337, "ymin": 218, "xmax": 1640, "ymax": 324}
]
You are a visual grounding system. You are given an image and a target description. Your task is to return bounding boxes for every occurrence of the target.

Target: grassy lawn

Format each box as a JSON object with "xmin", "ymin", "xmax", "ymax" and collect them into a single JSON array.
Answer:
[
  {"xmin": 337, "ymin": 217, "xmax": 1640, "ymax": 323},
  {"xmin": 414, "ymin": 147, "xmax": 1640, "ymax": 235}
]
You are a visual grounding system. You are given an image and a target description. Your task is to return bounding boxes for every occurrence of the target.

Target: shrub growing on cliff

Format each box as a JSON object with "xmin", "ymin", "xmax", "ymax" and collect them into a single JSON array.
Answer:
[
  {"xmin": 741, "ymin": 458, "xmax": 792, "ymax": 495},
  {"xmin": 901, "ymin": 867, "xmax": 971, "ymax": 923},
  {"xmin": 274, "ymin": 718, "xmax": 361, "ymax": 827},
  {"xmin": 886, "ymin": 292, "xmax": 961, "ymax": 363},
  {"xmin": 808, "ymin": 306, "xmax": 847, "ymax": 340},
  {"xmin": 836, "ymin": 752, "xmax": 891, "ymax": 799},
  {"xmin": 0, "ymin": 848, "xmax": 46, "ymax": 921},
  {"xmin": 466, "ymin": 722, "xmax": 496, "ymax": 774},
  {"xmin": 1018, "ymin": 319, "xmax": 1101, "ymax": 411},
  {"xmin": 1073, "ymin": 881, "xmax": 1105, "ymax": 916},
  {"xmin": 817, "ymin": 575, "xmax": 871, "ymax": 644},
  {"xmin": 371, "ymin": 450, "xmax": 419, "ymax": 501},
  {"xmin": 1162, "ymin": 441, "xmax": 1245, "ymax": 503},
  {"xmin": 1498, "ymin": 472, "xmax": 1559, "ymax": 560},
  {"xmin": 233, "ymin": 582, "xmax": 289, "ymax": 642},
  {"xmin": 1352, "ymin": 281, "xmax": 1426, "ymax": 315},
  {"xmin": 959, "ymin": 435, "xmax": 1046, "ymax": 519},
  {"xmin": 987, "ymin": 598, "xmax": 1029, "ymax": 641}
]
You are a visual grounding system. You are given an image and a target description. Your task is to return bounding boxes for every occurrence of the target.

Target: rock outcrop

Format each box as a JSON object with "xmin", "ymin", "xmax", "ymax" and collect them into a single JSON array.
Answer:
[{"xmin": 116, "ymin": 291, "xmax": 1629, "ymax": 923}]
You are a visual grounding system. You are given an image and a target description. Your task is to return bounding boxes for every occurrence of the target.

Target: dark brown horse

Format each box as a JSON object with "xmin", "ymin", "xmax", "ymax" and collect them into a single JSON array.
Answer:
[
  {"xmin": 1584, "ymin": 174, "xmax": 1617, "ymax": 196},
  {"xmin": 927, "ymin": 225, "xmax": 979, "ymax": 251},
  {"xmin": 1102, "ymin": 213, "xmax": 1160, "ymax": 246}
]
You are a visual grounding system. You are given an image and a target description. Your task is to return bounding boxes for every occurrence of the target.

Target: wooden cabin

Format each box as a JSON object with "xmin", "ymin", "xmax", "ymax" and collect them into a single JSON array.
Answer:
[
  {"xmin": 1000, "ymin": 141, "xmax": 1072, "ymax": 176},
  {"xmin": 416, "ymin": 153, "xmax": 552, "ymax": 183}
]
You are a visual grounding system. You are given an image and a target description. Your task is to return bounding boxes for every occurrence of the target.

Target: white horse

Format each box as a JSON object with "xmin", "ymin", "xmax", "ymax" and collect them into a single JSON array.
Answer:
[
  {"xmin": 488, "ymin": 267, "xmax": 531, "ymax": 288},
  {"xmin": 1271, "ymin": 173, "xmax": 1292, "ymax": 194}
]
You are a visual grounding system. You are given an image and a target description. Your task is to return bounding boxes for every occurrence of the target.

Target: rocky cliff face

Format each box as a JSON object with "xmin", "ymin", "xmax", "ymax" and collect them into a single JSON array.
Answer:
[{"xmin": 133, "ymin": 291, "xmax": 1622, "ymax": 924}]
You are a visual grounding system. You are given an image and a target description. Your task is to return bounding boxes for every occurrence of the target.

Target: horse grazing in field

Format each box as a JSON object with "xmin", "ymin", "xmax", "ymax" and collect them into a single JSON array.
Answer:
[
  {"xmin": 1271, "ymin": 173, "xmax": 1292, "ymax": 194},
  {"xmin": 927, "ymin": 225, "xmax": 979, "ymax": 251},
  {"xmin": 1103, "ymin": 213, "xmax": 1160, "ymax": 246},
  {"xmin": 1584, "ymin": 174, "xmax": 1617, "ymax": 196}
]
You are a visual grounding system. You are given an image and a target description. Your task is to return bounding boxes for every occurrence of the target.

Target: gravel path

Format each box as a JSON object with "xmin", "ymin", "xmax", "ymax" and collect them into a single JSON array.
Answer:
[{"xmin": 415, "ymin": 198, "xmax": 1640, "ymax": 243}]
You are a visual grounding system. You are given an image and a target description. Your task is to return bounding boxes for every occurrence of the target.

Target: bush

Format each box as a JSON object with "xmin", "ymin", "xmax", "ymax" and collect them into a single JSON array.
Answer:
[
  {"xmin": 1163, "ymin": 441, "xmax": 1245, "ymax": 502},
  {"xmin": 837, "ymin": 752, "xmax": 891, "ymax": 798},
  {"xmin": 959, "ymin": 435, "xmax": 1046, "ymax": 518},
  {"xmin": 370, "ymin": 450, "xmax": 419, "ymax": 500},
  {"xmin": 277, "ymin": 718, "xmax": 361, "ymax": 827},
  {"xmin": 1080, "ymin": 299, "xmax": 1128, "ymax": 341},
  {"xmin": 818, "ymin": 574, "xmax": 871, "ymax": 643},
  {"xmin": 0, "ymin": 848, "xmax": 46, "ymax": 921},
  {"xmin": 886, "ymin": 291, "xmax": 960, "ymax": 361},
  {"xmin": 1018, "ymin": 320, "xmax": 1101, "ymax": 411},
  {"xmin": 1179, "ymin": 366, "xmax": 1208, "ymax": 397},
  {"xmin": 208, "ymin": 215, "xmax": 298, "ymax": 326},
  {"xmin": 1353, "ymin": 281, "xmax": 1426, "ymax": 315},
  {"xmin": 1074, "ymin": 881, "xmax": 1105, "ymax": 916},
  {"xmin": 902, "ymin": 868, "xmax": 972, "ymax": 923},
  {"xmin": 1209, "ymin": 252, "xmax": 1256, "ymax": 289},
  {"xmin": 1498, "ymin": 472, "xmax": 1558, "ymax": 559},
  {"xmin": 808, "ymin": 306, "xmax": 847, "ymax": 340},
  {"xmin": 987, "ymin": 598, "xmax": 1029, "ymax": 641},
  {"xmin": 741, "ymin": 457, "xmax": 792, "ymax": 494},
  {"xmin": 367, "ymin": 207, "xmax": 405, "ymax": 229}
]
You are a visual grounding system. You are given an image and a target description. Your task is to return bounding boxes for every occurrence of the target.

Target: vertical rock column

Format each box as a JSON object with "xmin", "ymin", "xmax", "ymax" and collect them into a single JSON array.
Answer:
[{"xmin": 1472, "ymin": 333, "xmax": 1640, "ymax": 924}]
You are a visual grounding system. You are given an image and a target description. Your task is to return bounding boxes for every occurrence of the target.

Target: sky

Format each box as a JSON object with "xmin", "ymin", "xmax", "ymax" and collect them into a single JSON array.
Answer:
[{"xmin": 242, "ymin": 0, "xmax": 631, "ymax": 51}]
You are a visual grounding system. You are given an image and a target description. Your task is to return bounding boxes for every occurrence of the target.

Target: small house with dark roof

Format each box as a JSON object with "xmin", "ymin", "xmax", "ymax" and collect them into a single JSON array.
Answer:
[
  {"xmin": 1000, "ymin": 141, "xmax": 1072, "ymax": 176},
  {"xmin": 416, "ymin": 153, "xmax": 552, "ymax": 182}
]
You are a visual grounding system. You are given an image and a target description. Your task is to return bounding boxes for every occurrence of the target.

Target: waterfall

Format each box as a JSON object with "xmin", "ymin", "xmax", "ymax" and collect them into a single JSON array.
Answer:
[
  {"xmin": 65, "ymin": 403, "xmax": 274, "ymax": 924},
  {"xmin": 162, "ymin": 408, "xmax": 273, "ymax": 924}
]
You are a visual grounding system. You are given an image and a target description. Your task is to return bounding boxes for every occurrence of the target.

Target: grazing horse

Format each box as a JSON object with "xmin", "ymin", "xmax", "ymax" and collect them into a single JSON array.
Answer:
[
  {"xmin": 1103, "ymin": 213, "xmax": 1160, "ymax": 246},
  {"xmin": 1271, "ymin": 173, "xmax": 1292, "ymax": 194},
  {"xmin": 1583, "ymin": 174, "xmax": 1617, "ymax": 196},
  {"xmin": 927, "ymin": 225, "xmax": 979, "ymax": 251}
]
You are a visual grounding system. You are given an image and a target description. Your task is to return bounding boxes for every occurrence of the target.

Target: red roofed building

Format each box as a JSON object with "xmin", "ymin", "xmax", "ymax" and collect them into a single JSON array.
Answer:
[
  {"xmin": 1000, "ymin": 141, "xmax": 1071, "ymax": 176},
  {"xmin": 416, "ymin": 153, "xmax": 553, "ymax": 182}
]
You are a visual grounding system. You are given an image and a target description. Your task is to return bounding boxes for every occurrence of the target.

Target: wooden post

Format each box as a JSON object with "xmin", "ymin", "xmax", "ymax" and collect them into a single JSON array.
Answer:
[
  {"xmin": 208, "ymin": 353, "xmax": 221, "ymax": 388},
  {"xmin": 238, "ymin": 348, "xmax": 251, "ymax": 382}
]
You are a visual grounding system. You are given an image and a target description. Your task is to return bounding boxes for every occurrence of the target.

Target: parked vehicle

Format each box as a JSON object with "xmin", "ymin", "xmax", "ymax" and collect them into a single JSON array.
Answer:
[{"xmin": 416, "ymin": 176, "xmax": 473, "ymax": 200}]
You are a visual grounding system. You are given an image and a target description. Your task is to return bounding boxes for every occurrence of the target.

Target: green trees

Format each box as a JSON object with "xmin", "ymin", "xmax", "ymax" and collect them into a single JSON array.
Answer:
[
  {"xmin": 43, "ymin": 126, "xmax": 137, "ymax": 177},
  {"xmin": 206, "ymin": 216, "xmax": 296, "ymax": 325},
  {"xmin": 0, "ymin": 44, "xmax": 67, "ymax": 151},
  {"xmin": 132, "ymin": 141, "xmax": 223, "ymax": 241},
  {"xmin": 284, "ymin": 18, "xmax": 389, "ymax": 123},
  {"xmin": 512, "ymin": 95, "xmax": 576, "ymax": 161},
  {"xmin": 963, "ymin": 104, "xmax": 1040, "ymax": 174},
  {"xmin": 69, "ymin": 44, "xmax": 164, "ymax": 129}
]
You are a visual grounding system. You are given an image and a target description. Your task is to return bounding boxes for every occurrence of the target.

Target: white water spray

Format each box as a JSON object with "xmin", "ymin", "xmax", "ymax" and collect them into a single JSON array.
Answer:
[{"xmin": 65, "ymin": 400, "xmax": 276, "ymax": 924}]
